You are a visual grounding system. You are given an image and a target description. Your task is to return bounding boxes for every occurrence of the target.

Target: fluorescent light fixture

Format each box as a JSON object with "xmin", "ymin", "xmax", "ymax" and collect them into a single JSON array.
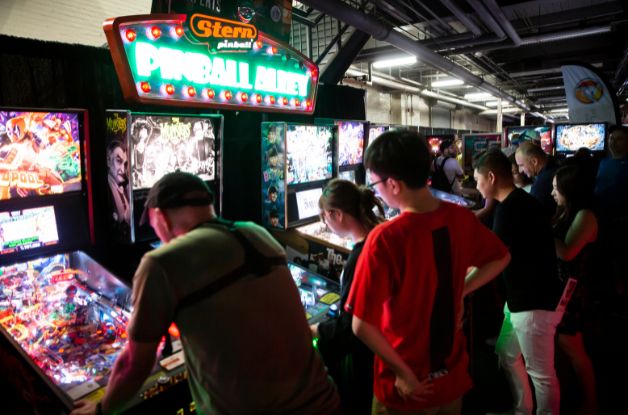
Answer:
[
  {"xmin": 464, "ymin": 92, "xmax": 493, "ymax": 101},
  {"xmin": 480, "ymin": 108, "xmax": 520, "ymax": 115},
  {"xmin": 372, "ymin": 56, "xmax": 417, "ymax": 68},
  {"xmin": 550, "ymin": 108, "xmax": 569, "ymax": 113},
  {"xmin": 485, "ymin": 101, "xmax": 512, "ymax": 108},
  {"xmin": 431, "ymin": 78, "xmax": 464, "ymax": 87}
]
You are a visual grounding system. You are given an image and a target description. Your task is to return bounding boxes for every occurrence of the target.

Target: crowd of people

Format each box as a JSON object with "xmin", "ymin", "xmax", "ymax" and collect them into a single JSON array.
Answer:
[{"xmin": 70, "ymin": 126, "xmax": 627, "ymax": 415}]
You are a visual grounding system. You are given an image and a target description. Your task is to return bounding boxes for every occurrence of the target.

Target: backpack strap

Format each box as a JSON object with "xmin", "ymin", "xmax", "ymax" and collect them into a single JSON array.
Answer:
[{"xmin": 175, "ymin": 218, "xmax": 286, "ymax": 313}]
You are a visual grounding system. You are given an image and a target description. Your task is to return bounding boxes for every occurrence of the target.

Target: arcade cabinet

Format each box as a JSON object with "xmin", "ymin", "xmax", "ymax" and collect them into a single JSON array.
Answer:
[
  {"xmin": 505, "ymin": 125, "xmax": 553, "ymax": 154},
  {"xmin": 260, "ymin": 121, "xmax": 349, "ymax": 279},
  {"xmin": 461, "ymin": 132, "xmax": 502, "ymax": 175},
  {"xmin": 0, "ymin": 108, "xmax": 191, "ymax": 414},
  {"xmin": 105, "ymin": 110, "xmax": 223, "ymax": 245}
]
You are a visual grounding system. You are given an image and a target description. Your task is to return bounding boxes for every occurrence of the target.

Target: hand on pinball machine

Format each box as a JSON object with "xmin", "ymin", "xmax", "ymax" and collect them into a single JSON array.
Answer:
[
  {"xmin": 69, "ymin": 399, "xmax": 98, "ymax": 415},
  {"xmin": 309, "ymin": 323, "xmax": 319, "ymax": 338}
]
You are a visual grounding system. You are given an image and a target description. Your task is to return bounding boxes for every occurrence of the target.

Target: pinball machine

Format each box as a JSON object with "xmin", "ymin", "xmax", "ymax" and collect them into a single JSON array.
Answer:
[{"xmin": 0, "ymin": 108, "xmax": 191, "ymax": 414}]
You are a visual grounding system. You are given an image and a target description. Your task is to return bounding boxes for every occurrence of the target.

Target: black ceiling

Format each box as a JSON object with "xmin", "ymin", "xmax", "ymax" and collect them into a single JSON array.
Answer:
[{"xmin": 302, "ymin": 0, "xmax": 628, "ymax": 119}]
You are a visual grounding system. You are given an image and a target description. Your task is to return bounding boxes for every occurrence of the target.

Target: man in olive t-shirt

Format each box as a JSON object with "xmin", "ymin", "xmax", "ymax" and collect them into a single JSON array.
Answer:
[{"xmin": 71, "ymin": 172, "xmax": 340, "ymax": 415}]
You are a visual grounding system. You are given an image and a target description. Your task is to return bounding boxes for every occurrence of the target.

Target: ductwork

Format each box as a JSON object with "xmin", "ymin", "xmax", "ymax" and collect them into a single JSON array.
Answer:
[
  {"xmin": 298, "ymin": 0, "xmax": 529, "ymax": 111},
  {"xmin": 439, "ymin": 0, "xmax": 482, "ymax": 37},
  {"xmin": 346, "ymin": 67, "xmax": 489, "ymax": 111},
  {"xmin": 483, "ymin": 0, "xmax": 521, "ymax": 45},
  {"xmin": 466, "ymin": 0, "xmax": 506, "ymax": 40},
  {"xmin": 520, "ymin": 25, "xmax": 610, "ymax": 45},
  {"xmin": 443, "ymin": 25, "xmax": 611, "ymax": 56}
]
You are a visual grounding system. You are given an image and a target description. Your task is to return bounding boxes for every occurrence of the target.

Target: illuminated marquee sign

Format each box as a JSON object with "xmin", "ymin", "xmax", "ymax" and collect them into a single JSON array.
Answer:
[{"xmin": 103, "ymin": 14, "xmax": 319, "ymax": 113}]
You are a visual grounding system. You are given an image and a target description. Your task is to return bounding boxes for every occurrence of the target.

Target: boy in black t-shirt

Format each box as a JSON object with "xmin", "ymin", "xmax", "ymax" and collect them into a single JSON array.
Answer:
[{"xmin": 474, "ymin": 150, "xmax": 565, "ymax": 415}]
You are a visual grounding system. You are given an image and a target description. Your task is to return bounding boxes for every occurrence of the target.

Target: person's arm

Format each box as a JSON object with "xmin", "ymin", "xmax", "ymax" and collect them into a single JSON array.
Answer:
[
  {"xmin": 474, "ymin": 197, "xmax": 496, "ymax": 221},
  {"xmin": 463, "ymin": 252, "xmax": 511, "ymax": 297},
  {"xmin": 70, "ymin": 339, "xmax": 159, "ymax": 415},
  {"xmin": 352, "ymin": 316, "xmax": 433, "ymax": 401},
  {"xmin": 555, "ymin": 210, "xmax": 598, "ymax": 261}
]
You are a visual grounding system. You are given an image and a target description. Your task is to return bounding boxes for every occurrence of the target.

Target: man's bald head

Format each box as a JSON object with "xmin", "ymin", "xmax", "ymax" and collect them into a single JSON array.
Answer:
[{"xmin": 514, "ymin": 141, "xmax": 547, "ymax": 179}]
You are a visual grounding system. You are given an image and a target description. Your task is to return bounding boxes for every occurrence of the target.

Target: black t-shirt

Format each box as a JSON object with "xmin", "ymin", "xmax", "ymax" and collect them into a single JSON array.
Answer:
[
  {"xmin": 317, "ymin": 240, "xmax": 373, "ymax": 414},
  {"xmin": 318, "ymin": 240, "xmax": 367, "ymax": 357},
  {"xmin": 493, "ymin": 188, "xmax": 562, "ymax": 312}
]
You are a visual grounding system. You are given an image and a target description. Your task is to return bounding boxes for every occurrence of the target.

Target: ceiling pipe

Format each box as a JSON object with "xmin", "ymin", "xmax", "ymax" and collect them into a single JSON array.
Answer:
[
  {"xmin": 520, "ymin": 25, "xmax": 610, "ymax": 45},
  {"xmin": 613, "ymin": 46, "xmax": 628, "ymax": 89},
  {"xmin": 299, "ymin": 0, "xmax": 529, "ymax": 111},
  {"xmin": 440, "ymin": 0, "xmax": 482, "ymax": 36},
  {"xmin": 527, "ymin": 85, "xmax": 564, "ymax": 93},
  {"xmin": 510, "ymin": 63, "xmax": 603, "ymax": 78},
  {"xmin": 465, "ymin": 0, "xmax": 506, "ymax": 40},
  {"xmin": 346, "ymin": 68, "xmax": 422, "ymax": 93},
  {"xmin": 346, "ymin": 67, "xmax": 489, "ymax": 111},
  {"xmin": 444, "ymin": 25, "xmax": 612, "ymax": 56},
  {"xmin": 483, "ymin": 0, "xmax": 521, "ymax": 45}
]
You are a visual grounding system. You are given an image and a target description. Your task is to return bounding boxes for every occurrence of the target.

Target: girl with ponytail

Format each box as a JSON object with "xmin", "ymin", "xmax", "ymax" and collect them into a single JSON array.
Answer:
[{"xmin": 312, "ymin": 178, "xmax": 385, "ymax": 414}]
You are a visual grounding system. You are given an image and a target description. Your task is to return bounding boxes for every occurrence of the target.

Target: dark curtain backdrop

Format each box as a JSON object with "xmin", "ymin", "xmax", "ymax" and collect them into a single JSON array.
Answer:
[{"xmin": 0, "ymin": 34, "xmax": 365, "ymax": 277}]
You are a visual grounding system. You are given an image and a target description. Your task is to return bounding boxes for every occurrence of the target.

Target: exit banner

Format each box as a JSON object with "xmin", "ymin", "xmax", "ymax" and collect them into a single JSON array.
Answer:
[{"xmin": 103, "ymin": 14, "xmax": 318, "ymax": 113}]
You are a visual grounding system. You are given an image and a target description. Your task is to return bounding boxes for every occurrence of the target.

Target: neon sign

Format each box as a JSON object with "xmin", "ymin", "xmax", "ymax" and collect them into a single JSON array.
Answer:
[
  {"xmin": 189, "ymin": 14, "xmax": 257, "ymax": 50},
  {"xmin": 103, "ymin": 14, "xmax": 318, "ymax": 113}
]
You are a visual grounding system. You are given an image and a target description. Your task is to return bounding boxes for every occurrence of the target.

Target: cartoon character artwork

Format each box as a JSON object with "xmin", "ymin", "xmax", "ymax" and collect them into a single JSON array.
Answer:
[{"xmin": 0, "ymin": 111, "xmax": 82, "ymax": 200}]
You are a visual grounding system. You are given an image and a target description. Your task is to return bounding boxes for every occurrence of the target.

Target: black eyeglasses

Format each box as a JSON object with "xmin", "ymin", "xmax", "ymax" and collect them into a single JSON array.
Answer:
[{"xmin": 367, "ymin": 178, "xmax": 388, "ymax": 189}]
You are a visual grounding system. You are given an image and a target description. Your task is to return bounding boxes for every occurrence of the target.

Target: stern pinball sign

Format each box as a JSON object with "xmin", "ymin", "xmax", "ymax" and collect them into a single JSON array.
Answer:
[{"xmin": 103, "ymin": 13, "xmax": 318, "ymax": 113}]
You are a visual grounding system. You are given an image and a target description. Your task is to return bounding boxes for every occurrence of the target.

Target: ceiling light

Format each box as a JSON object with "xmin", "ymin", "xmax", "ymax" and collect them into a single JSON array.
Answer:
[
  {"xmin": 480, "ymin": 108, "xmax": 520, "ymax": 114},
  {"xmin": 485, "ymin": 101, "xmax": 512, "ymax": 108},
  {"xmin": 431, "ymin": 78, "xmax": 464, "ymax": 87},
  {"xmin": 372, "ymin": 56, "xmax": 417, "ymax": 68},
  {"xmin": 464, "ymin": 92, "xmax": 493, "ymax": 101},
  {"xmin": 549, "ymin": 108, "xmax": 569, "ymax": 113}
]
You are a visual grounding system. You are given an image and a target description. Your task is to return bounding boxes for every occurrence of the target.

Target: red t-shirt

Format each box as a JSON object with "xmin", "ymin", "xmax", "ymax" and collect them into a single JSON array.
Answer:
[{"xmin": 346, "ymin": 202, "xmax": 508, "ymax": 411}]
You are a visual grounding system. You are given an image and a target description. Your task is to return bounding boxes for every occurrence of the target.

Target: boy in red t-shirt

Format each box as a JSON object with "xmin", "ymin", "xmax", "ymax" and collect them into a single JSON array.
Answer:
[{"xmin": 346, "ymin": 130, "xmax": 510, "ymax": 414}]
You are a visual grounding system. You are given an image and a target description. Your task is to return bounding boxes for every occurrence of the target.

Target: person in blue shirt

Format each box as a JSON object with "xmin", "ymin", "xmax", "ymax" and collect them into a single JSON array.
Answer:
[
  {"xmin": 515, "ymin": 141, "xmax": 559, "ymax": 218},
  {"xmin": 594, "ymin": 125, "xmax": 628, "ymax": 305}
]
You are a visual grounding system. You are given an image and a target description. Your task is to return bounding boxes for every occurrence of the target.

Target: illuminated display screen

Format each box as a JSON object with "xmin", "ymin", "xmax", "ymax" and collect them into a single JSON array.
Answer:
[
  {"xmin": 507, "ymin": 125, "xmax": 552, "ymax": 154},
  {"xmin": 287, "ymin": 261, "xmax": 340, "ymax": 324},
  {"xmin": 338, "ymin": 170, "xmax": 356, "ymax": 182},
  {"xmin": 296, "ymin": 188, "xmax": 323, "ymax": 220},
  {"xmin": 286, "ymin": 125, "xmax": 333, "ymax": 185},
  {"xmin": 0, "ymin": 206, "xmax": 59, "ymax": 256},
  {"xmin": 369, "ymin": 126, "xmax": 388, "ymax": 143},
  {"xmin": 555, "ymin": 123, "xmax": 606, "ymax": 152},
  {"xmin": 130, "ymin": 115, "xmax": 216, "ymax": 189},
  {"xmin": 337, "ymin": 121, "xmax": 365, "ymax": 167},
  {"xmin": 0, "ymin": 111, "xmax": 82, "ymax": 200},
  {"xmin": 462, "ymin": 133, "xmax": 502, "ymax": 173},
  {"xmin": 0, "ymin": 254, "xmax": 130, "ymax": 397},
  {"xmin": 104, "ymin": 14, "xmax": 319, "ymax": 113},
  {"xmin": 296, "ymin": 221, "xmax": 354, "ymax": 252},
  {"xmin": 430, "ymin": 188, "xmax": 474, "ymax": 208}
]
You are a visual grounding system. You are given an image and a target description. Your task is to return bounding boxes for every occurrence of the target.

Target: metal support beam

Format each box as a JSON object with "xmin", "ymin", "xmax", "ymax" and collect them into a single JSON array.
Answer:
[
  {"xmin": 321, "ymin": 29, "xmax": 371, "ymax": 85},
  {"xmin": 314, "ymin": 23, "xmax": 350, "ymax": 66}
]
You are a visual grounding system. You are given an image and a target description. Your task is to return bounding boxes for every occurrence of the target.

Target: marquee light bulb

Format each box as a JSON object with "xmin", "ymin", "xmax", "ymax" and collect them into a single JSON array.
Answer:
[
  {"xmin": 150, "ymin": 26, "xmax": 162, "ymax": 39},
  {"xmin": 125, "ymin": 29, "xmax": 136, "ymax": 42}
]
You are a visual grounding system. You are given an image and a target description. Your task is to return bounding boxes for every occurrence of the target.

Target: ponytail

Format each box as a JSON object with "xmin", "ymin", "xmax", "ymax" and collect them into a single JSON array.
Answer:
[
  {"xmin": 357, "ymin": 186, "xmax": 386, "ymax": 230},
  {"xmin": 319, "ymin": 179, "xmax": 386, "ymax": 232}
]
